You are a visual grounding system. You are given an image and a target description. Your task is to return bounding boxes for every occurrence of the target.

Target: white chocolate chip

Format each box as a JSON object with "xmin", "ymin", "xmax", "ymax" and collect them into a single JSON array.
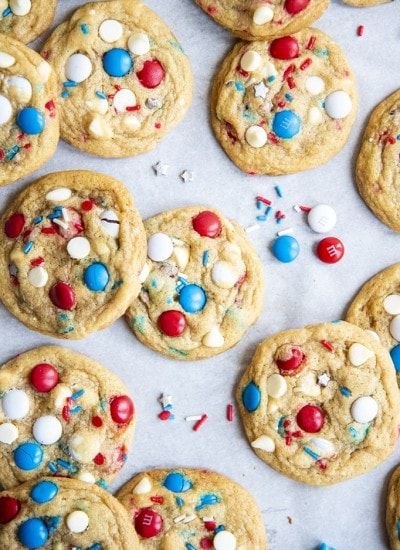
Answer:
[
  {"xmin": 253, "ymin": 5, "xmax": 274, "ymax": 25},
  {"xmin": 88, "ymin": 116, "xmax": 113, "ymax": 139},
  {"xmin": 10, "ymin": 0, "xmax": 31, "ymax": 15},
  {"xmin": 128, "ymin": 33, "xmax": 150, "ymax": 55},
  {"xmin": 251, "ymin": 435, "xmax": 275, "ymax": 452},
  {"xmin": 76, "ymin": 471, "xmax": 96, "ymax": 484},
  {"xmin": 0, "ymin": 95, "xmax": 12, "ymax": 125},
  {"xmin": 293, "ymin": 372, "xmax": 321, "ymax": 397},
  {"xmin": 309, "ymin": 437, "xmax": 335, "ymax": 455},
  {"xmin": 0, "ymin": 422, "xmax": 18, "ymax": 444},
  {"xmin": 260, "ymin": 61, "xmax": 277, "ymax": 79},
  {"xmin": 37, "ymin": 61, "xmax": 52, "ymax": 82},
  {"xmin": 305, "ymin": 76, "xmax": 325, "ymax": 95},
  {"xmin": 147, "ymin": 233, "xmax": 174, "ymax": 262},
  {"xmin": 100, "ymin": 209, "xmax": 120, "ymax": 238},
  {"xmin": 348, "ymin": 343, "xmax": 374, "ymax": 366},
  {"xmin": 351, "ymin": 396, "xmax": 378, "ymax": 423},
  {"xmin": 1, "ymin": 389, "xmax": 29, "ymax": 419},
  {"xmin": 266, "ymin": 374, "xmax": 287, "ymax": 398},
  {"xmin": 365, "ymin": 329, "xmax": 380, "ymax": 342},
  {"xmin": 122, "ymin": 115, "xmax": 141, "ymax": 132},
  {"xmin": 52, "ymin": 384, "xmax": 72, "ymax": 409},
  {"xmin": 245, "ymin": 125, "xmax": 267, "ymax": 148},
  {"xmin": 113, "ymin": 89, "xmax": 136, "ymax": 111},
  {"xmin": 308, "ymin": 107, "xmax": 323, "ymax": 125},
  {"xmin": 28, "ymin": 266, "xmax": 48, "ymax": 288},
  {"xmin": 65, "ymin": 53, "xmax": 92, "ymax": 83},
  {"xmin": 240, "ymin": 50, "xmax": 261, "ymax": 72},
  {"xmin": 213, "ymin": 530, "xmax": 237, "ymax": 550},
  {"xmin": 85, "ymin": 97, "xmax": 109, "ymax": 115},
  {"xmin": 69, "ymin": 431, "xmax": 101, "ymax": 463},
  {"xmin": 172, "ymin": 246, "xmax": 189, "ymax": 270},
  {"xmin": 99, "ymin": 19, "xmax": 123, "ymax": 43},
  {"xmin": 4, "ymin": 76, "xmax": 32, "ymax": 103},
  {"xmin": 211, "ymin": 261, "xmax": 237, "ymax": 289},
  {"xmin": 66, "ymin": 510, "xmax": 89, "ymax": 533},
  {"xmin": 67, "ymin": 237, "xmax": 91, "ymax": 259},
  {"xmin": 133, "ymin": 476, "xmax": 152, "ymax": 494},
  {"xmin": 390, "ymin": 315, "xmax": 400, "ymax": 341},
  {"xmin": 0, "ymin": 52, "xmax": 15, "ymax": 69},
  {"xmin": 384, "ymin": 295, "xmax": 400, "ymax": 315},
  {"xmin": 46, "ymin": 188, "xmax": 72, "ymax": 202},
  {"xmin": 202, "ymin": 326, "xmax": 225, "ymax": 348},
  {"xmin": 139, "ymin": 262, "xmax": 150, "ymax": 283}
]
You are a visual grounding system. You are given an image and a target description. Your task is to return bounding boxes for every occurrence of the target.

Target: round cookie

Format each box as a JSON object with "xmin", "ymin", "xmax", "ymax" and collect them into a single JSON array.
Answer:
[
  {"xmin": 0, "ymin": 34, "xmax": 59, "ymax": 187},
  {"xmin": 0, "ymin": 170, "xmax": 146, "ymax": 339},
  {"xmin": 195, "ymin": 0, "xmax": 329, "ymax": 41},
  {"xmin": 0, "ymin": 346, "xmax": 136, "ymax": 490},
  {"xmin": 0, "ymin": 477, "xmax": 139, "ymax": 549},
  {"xmin": 41, "ymin": 0, "xmax": 193, "ymax": 158},
  {"xmin": 342, "ymin": 0, "xmax": 393, "ymax": 6},
  {"xmin": 126, "ymin": 206, "xmax": 265, "ymax": 360},
  {"xmin": 387, "ymin": 466, "xmax": 400, "ymax": 550},
  {"xmin": 0, "ymin": 0, "xmax": 56, "ymax": 44},
  {"xmin": 355, "ymin": 89, "xmax": 400, "ymax": 231},
  {"xmin": 346, "ymin": 263, "xmax": 400, "ymax": 385},
  {"xmin": 211, "ymin": 28, "xmax": 358, "ymax": 175},
  {"xmin": 236, "ymin": 321, "xmax": 400, "ymax": 485},
  {"xmin": 116, "ymin": 468, "xmax": 268, "ymax": 548}
]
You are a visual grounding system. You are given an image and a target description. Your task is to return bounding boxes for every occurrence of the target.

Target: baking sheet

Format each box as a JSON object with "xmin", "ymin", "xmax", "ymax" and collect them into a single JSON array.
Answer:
[{"xmin": 2, "ymin": 0, "xmax": 400, "ymax": 548}]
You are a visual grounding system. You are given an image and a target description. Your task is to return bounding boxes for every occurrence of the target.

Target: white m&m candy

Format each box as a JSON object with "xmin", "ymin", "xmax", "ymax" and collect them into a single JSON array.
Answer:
[
  {"xmin": 0, "ymin": 52, "xmax": 16, "ymax": 68},
  {"xmin": 99, "ymin": 19, "xmax": 123, "ymax": 43},
  {"xmin": 384, "ymin": 295, "xmax": 400, "ymax": 315},
  {"xmin": 213, "ymin": 530, "xmax": 237, "ymax": 550},
  {"xmin": 32, "ymin": 415, "xmax": 62, "ymax": 445},
  {"xmin": 9, "ymin": 0, "xmax": 31, "ymax": 16},
  {"xmin": 65, "ymin": 53, "xmax": 92, "ymax": 83},
  {"xmin": 128, "ymin": 33, "xmax": 150, "ymax": 55},
  {"xmin": 66, "ymin": 510, "xmax": 89, "ymax": 533},
  {"xmin": 147, "ymin": 233, "xmax": 173, "ymax": 262},
  {"xmin": 67, "ymin": 237, "xmax": 91, "ymax": 259},
  {"xmin": 113, "ymin": 89, "xmax": 136, "ymax": 111},
  {"xmin": 307, "ymin": 204, "xmax": 337, "ymax": 233},
  {"xmin": 305, "ymin": 76, "xmax": 324, "ymax": 96},
  {"xmin": 5, "ymin": 76, "xmax": 32, "ymax": 103},
  {"xmin": 325, "ymin": 90, "xmax": 352, "ymax": 119},
  {"xmin": 28, "ymin": 266, "xmax": 49, "ymax": 288},
  {"xmin": 46, "ymin": 188, "xmax": 72, "ymax": 202},
  {"xmin": 351, "ymin": 396, "xmax": 378, "ymax": 423},
  {"xmin": 2, "ymin": 389, "xmax": 29, "ymax": 419}
]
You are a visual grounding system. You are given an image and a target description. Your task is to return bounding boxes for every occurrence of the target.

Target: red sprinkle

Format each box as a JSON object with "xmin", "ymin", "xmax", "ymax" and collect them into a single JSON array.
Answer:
[
  {"xmin": 126, "ymin": 105, "xmax": 141, "ymax": 111},
  {"xmin": 74, "ymin": 223, "xmax": 84, "ymax": 232},
  {"xmin": 287, "ymin": 76, "xmax": 296, "ymax": 89},
  {"xmin": 285, "ymin": 435, "xmax": 293, "ymax": 446},
  {"xmin": 283, "ymin": 419, "xmax": 291, "ymax": 428},
  {"xmin": 306, "ymin": 36, "xmax": 316, "ymax": 50},
  {"xmin": 0, "ymin": 151, "xmax": 4, "ymax": 160},
  {"xmin": 114, "ymin": 84, "xmax": 122, "ymax": 91},
  {"xmin": 236, "ymin": 66, "xmax": 249, "ymax": 78},
  {"xmin": 193, "ymin": 414, "xmax": 208, "ymax": 432},
  {"xmin": 45, "ymin": 100, "xmax": 55, "ymax": 111},
  {"xmin": 93, "ymin": 453, "xmax": 105, "ymax": 465},
  {"xmin": 81, "ymin": 200, "xmax": 93, "ymax": 211},
  {"xmin": 150, "ymin": 496, "xmax": 164, "ymax": 504},
  {"xmin": 41, "ymin": 227, "xmax": 58, "ymax": 234},
  {"xmin": 159, "ymin": 410, "xmax": 171, "ymax": 421},
  {"xmin": 256, "ymin": 195, "xmax": 272, "ymax": 205},
  {"xmin": 155, "ymin": 122, "xmax": 161, "ymax": 129},
  {"xmin": 92, "ymin": 416, "xmax": 103, "ymax": 427},
  {"xmin": 357, "ymin": 25, "xmax": 364, "ymax": 37},
  {"xmin": 17, "ymin": 133, "xmax": 24, "ymax": 140},
  {"xmin": 267, "ymin": 132, "xmax": 280, "ymax": 144},
  {"xmin": 30, "ymin": 257, "xmax": 44, "ymax": 267},
  {"xmin": 321, "ymin": 339, "xmax": 334, "ymax": 352},
  {"xmin": 227, "ymin": 404, "xmax": 233, "ymax": 422},
  {"xmin": 23, "ymin": 143, "xmax": 32, "ymax": 149},
  {"xmin": 300, "ymin": 58, "xmax": 312, "ymax": 70},
  {"xmin": 299, "ymin": 205, "xmax": 311, "ymax": 212},
  {"xmin": 388, "ymin": 136, "xmax": 396, "ymax": 144},
  {"xmin": 11, "ymin": 276, "xmax": 19, "ymax": 286},
  {"xmin": 277, "ymin": 101, "xmax": 286, "ymax": 109},
  {"xmin": 207, "ymin": 5, "xmax": 217, "ymax": 13},
  {"xmin": 62, "ymin": 405, "xmax": 70, "ymax": 422},
  {"xmin": 282, "ymin": 63, "xmax": 295, "ymax": 81}
]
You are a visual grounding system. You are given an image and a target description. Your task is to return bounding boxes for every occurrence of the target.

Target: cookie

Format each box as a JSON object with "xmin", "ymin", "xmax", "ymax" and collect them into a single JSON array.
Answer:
[
  {"xmin": 116, "ymin": 468, "xmax": 268, "ymax": 548},
  {"xmin": 41, "ymin": 0, "xmax": 193, "ymax": 158},
  {"xmin": 341, "ymin": 0, "xmax": 393, "ymax": 6},
  {"xmin": 211, "ymin": 28, "xmax": 358, "ymax": 175},
  {"xmin": 386, "ymin": 465, "xmax": 400, "ymax": 550},
  {"xmin": 346, "ymin": 263, "xmax": 400, "ymax": 385},
  {"xmin": 0, "ymin": 477, "xmax": 139, "ymax": 549},
  {"xmin": 0, "ymin": 0, "xmax": 56, "ymax": 43},
  {"xmin": 355, "ymin": 89, "xmax": 400, "ymax": 231},
  {"xmin": 0, "ymin": 34, "xmax": 59, "ymax": 187},
  {"xmin": 195, "ymin": 0, "xmax": 329, "ymax": 41},
  {"xmin": 236, "ymin": 321, "xmax": 400, "ymax": 485},
  {"xmin": 126, "ymin": 206, "xmax": 265, "ymax": 360},
  {"xmin": 0, "ymin": 170, "xmax": 146, "ymax": 339},
  {"xmin": 0, "ymin": 346, "xmax": 136, "ymax": 490}
]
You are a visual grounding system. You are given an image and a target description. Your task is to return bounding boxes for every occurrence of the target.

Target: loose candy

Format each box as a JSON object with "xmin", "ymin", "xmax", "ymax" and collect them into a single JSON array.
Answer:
[
  {"xmin": 65, "ymin": 53, "xmax": 92, "ymax": 82},
  {"xmin": 307, "ymin": 205, "xmax": 337, "ymax": 233},
  {"xmin": 135, "ymin": 508, "xmax": 163, "ymax": 538},
  {"xmin": 242, "ymin": 381, "xmax": 261, "ymax": 412},
  {"xmin": 147, "ymin": 233, "xmax": 173, "ymax": 262},
  {"xmin": 110, "ymin": 395, "xmax": 134, "ymax": 424},
  {"xmin": 2, "ymin": 389, "xmax": 30, "ymax": 420},
  {"xmin": 14, "ymin": 442, "xmax": 43, "ymax": 470},
  {"xmin": 32, "ymin": 415, "xmax": 62, "ymax": 445},
  {"xmin": 179, "ymin": 284, "xmax": 207, "ymax": 313},
  {"xmin": 16, "ymin": 107, "xmax": 45, "ymax": 134},
  {"xmin": 49, "ymin": 282, "xmax": 76, "ymax": 309},
  {"xmin": 158, "ymin": 310, "xmax": 187, "ymax": 337},
  {"xmin": 316, "ymin": 237, "xmax": 344, "ymax": 264},
  {"xmin": 272, "ymin": 110, "xmax": 301, "ymax": 139},
  {"xmin": 137, "ymin": 59, "xmax": 165, "ymax": 88},
  {"xmin": 30, "ymin": 480, "xmax": 58, "ymax": 504},
  {"xmin": 103, "ymin": 48, "xmax": 132, "ymax": 77},
  {"xmin": 0, "ymin": 496, "xmax": 20, "ymax": 524},
  {"xmin": 84, "ymin": 262, "xmax": 109, "ymax": 291},
  {"xmin": 18, "ymin": 518, "xmax": 48, "ymax": 548},
  {"xmin": 272, "ymin": 235, "xmax": 300, "ymax": 262},
  {"xmin": 30, "ymin": 363, "xmax": 59, "ymax": 392},
  {"xmin": 270, "ymin": 36, "xmax": 299, "ymax": 60},
  {"xmin": 192, "ymin": 211, "xmax": 222, "ymax": 238}
]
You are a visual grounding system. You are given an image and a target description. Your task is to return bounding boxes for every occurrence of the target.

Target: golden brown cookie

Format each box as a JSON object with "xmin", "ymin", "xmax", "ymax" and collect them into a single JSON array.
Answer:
[
  {"xmin": 356, "ymin": 89, "xmax": 400, "ymax": 231},
  {"xmin": 195, "ymin": 0, "xmax": 329, "ymax": 40},
  {"xmin": 236, "ymin": 321, "xmax": 400, "ymax": 485},
  {"xmin": 0, "ymin": 34, "xmax": 59, "ymax": 187},
  {"xmin": 0, "ymin": 170, "xmax": 146, "ymax": 339},
  {"xmin": 0, "ymin": 477, "xmax": 139, "ymax": 549},
  {"xmin": 387, "ymin": 465, "xmax": 400, "ymax": 550},
  {"xmin": 342, "ymin": 0, "xmax": 392, "ymax": 6},
  {"xmin": 211, "ymin": 28, "xmax": 358, "ymax": 175},
  {"xmin": 116, "ymin": 468, "xmax": 268, "ymax": 548},
  {"xmin": 126, "ymin": 206, "xmax": 265, "ymax": 360},
  {"xmin": 0, "ymin": 0, "xmax": 56, "ymax": 43},
  {"xmin": 41, "ymin": 0, "xmax": 193, "ymax": 158},
  {"xmin": 0, "ymin": 346, "xmax": 136, "ymax": 489}
]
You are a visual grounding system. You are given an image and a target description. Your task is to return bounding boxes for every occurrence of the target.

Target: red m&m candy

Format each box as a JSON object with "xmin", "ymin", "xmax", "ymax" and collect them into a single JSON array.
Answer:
[
  {"xmin": 5, "ymin": 213, "xmax": 25, "ymax": 239},
  {"xmin": 158, "ymin": 310, "xmax": 187, "ymax": 337},
  {"xmin": 317, "ymin": 237, "xmax": 345, "ymax": 264},
  {"xmin": 284, "ymin": 0, "xmax": 310, "ymax": 14},
  {"xmin": 296, "ymin": 404, "xmax": 324, "ymax": 433},
  {"xmin": 0, "ymin": 496, "xmax": 21, "ymax": 524},
  {"xmin": 110, "ymin": 395, "xmax": 134, "ymax": 424},
  {"xmin": 49, "ymin": 282, "xmax": 76, "ymax": 310},
  {"xmin": 192, "ymin": 211, "xmax": 222, "ymax": 238},
  {"xmin": 135, "ymin": 508, "xmax": 163, "ymax": 538},
  {"xmin": 30, "ymin": 364, "xmax": 59, "ymax": 392},
  {"xmin": 137, "ymin": 60, "xmax": 165, "ymax": 88},
  {"xmin": 270, "ymin": 36, "xmax": 300, "ymax": 60},
  {"xmin": 275, "ymin": 344, "xmax": 305, "ymax": 375}
]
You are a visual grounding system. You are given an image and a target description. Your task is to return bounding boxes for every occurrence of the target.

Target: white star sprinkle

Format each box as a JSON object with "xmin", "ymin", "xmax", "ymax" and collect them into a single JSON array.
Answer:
[
  {"xmin": 180, "ymin": 170, "xmax": 194, "ymax": 183},
  {"xmin": 318, "ymin": 373, "xmax": 331, "ymax": 387},
  {"xmin": 153, "ymin": 161, "xmax": 170, "ymax": 176},
  {"xmin": 254, "ymin": 81, "xmax": 269, "ymax": 100},
  {"xmin": 159, "ymin": 394, "xmax": 173, "ymax": 408}
]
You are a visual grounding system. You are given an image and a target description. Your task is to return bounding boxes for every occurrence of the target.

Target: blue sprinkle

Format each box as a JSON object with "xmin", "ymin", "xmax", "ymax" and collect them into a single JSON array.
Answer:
[
  {"xmin": 33, "ymin": 216, "xmax": 43, "ymax": 225},
  {"xmin": 285, "ymin": 93, "xmax": 293, "ymax": 101},
  {"xmin": 331, "ymin": 319, "xmax": 341, "ymax": 323},
  {"xmin": 303, "ymin": 446, "xmax": 320, "ymax": 460},
  {"xmin": 69, "ymin": 406, "xmax": 83, "ymax": 414},
  {"xmin": 23, "ymin": 241, "xmax": 34, "ymax": 254},
  {"xmin": 195, "ymin": 493, "xmax": 220, "ymax": 511},
  {"xmin": 63, "ymin": 81, "xmax": 78, "ymax": 87},
  {"xmin": 167, "ymin": 40, "xmax": 184, "ymax": 53},
  {"xmin": 97, "ymin": 478, "xmax": 108, "ymax": 490},
  {"xmin": 176, "ymin": 283, "xmax": 184, "ymax": 292},
  {"xmin": 80, "ymin": 23, "xmax": 89, "ymax": 34},
  {"xmin": 168, "ymin": 414, "xmax": 175, "ymax": 420},
  {"xmin": 48, "ymin": 462, "xmax": 57, "ymax": 473},
  {"xmin": 71, "ymin": 389, "xmax": 85, "ymax": 401},
  {"xmin": 277, "ymin": 416, "xmax": 285, "ymax": 433},
  {"xmin": 397, "ymin": 520, "xmax": 400, "ymax": 540},
  {"xmin": 340, "ymin": 387, "xmax": 351, "ymax": 397},
  {"xmin": 56, "ymin": 459, "xmax": 78, "ymax": 472},
  {"xmin": 265, "ymin": 206, "xmax": 273, "ymax": 218},
  {"xmin": 319, "ymin": 544, "xmax": 336, "ymax": 550},
  {"xmin": 178, "ymin": 277, "xmax": 188, "ymax": 286},
  {"xmin": 163, "ymin": 404, "xmax": 173, "ymax": 411},
  {"xmin": 202, "ymin": 250, "xmax": 209, "ymax": 266},
  {"xmin": 96, "ymin": 91, "xmax": 107, "ymax": 99},
  {"xmin": 235, "ymin": 81, "xmax": 245, "ymax": 92},
  {"xmin": 150, "ymin": 279, "xmax": 157, "ymax": 288},
  {"xmin": 12, "ymin": 145, "xmax": 19, "ymax": 153},
  {"xmin": 2, "ymin": 7, "xmax": 11, "ymax": 16},
  {"xmin": 45, "ymin": 516, "xmax": 61, "ymax": 534},
  {"xmin": 257, "ymin": 200, "xmax": 263, "ymax": 210},
  {"xmin": 267, "ymin": 75, "xmax": 276, "ymax": 82},
  {"xmin": 214, "ymin": 525, "xmax": 225, "ymax": 534},
  {"xmin": 186, "ymin": 545, "xmax": 196, "ymax": 550},
  {"xmin": 397, "ymin": 135, "xmax": 400, "ymax": 141},
  {"xmin": 47, "ymin": 211, "xmax": 61, "ymax": 219},
  {"xmin": 61, "ymin": 90, "xmax": 70, "ymax": 98},
  {"xmin": 87, "ymin": 545, "xmax": 102, "ymax": 550},
  {"xmin": 276, "ymin": 217, "xmax": 283, "ymax": 225},
  {"xmin": 275, "ymin": 185, "xmax": 283, "ymax": 198},
  {"xmin": 349, "ymin": 426, "xmax": 357, "ymax": 439},
  {"xmin": 176, "ymin": 497, "xmax": 184, "ymax": 507},
  {"xmin": 256, "ymin": 215, "xmax": 267, "ymax": 221},
  {"xmin": 53, "ymin": 206, "xmax": 63, "ymax": 211},
  {"xmin": 168, "ymin": 347, "xmax": 188, "ymax": 356}
]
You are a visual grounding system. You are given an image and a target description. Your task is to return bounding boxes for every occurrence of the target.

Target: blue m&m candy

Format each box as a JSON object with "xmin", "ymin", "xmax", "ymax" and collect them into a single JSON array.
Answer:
[
  {"xmin": 14, "ymin": 442, "xmax": 43, "ymax": 470},
  {"xmin": 390, "ymin": 345, "xmax": 400, "ymax": 372},
  {"xmin": 163, "ymin": 472, "xmax": 192, "ymax": 493},
  {"xmin": 30, "ymin": 481, "xmax": 58, "ymax": 504},
  {"xmin": 242, "ymin": 381, "xmax": 261, "ymax": 412},
  {"xmin": 84, "ymin": 262, "xmax": 109, "ymax": 291},
  {"xmin": 272, "ymin": 235, "xmax": 300, "ymax": 263},
  {"xmin": 179, "ymin": 284, "xmax": 206, "ymax": 313},
  {"xmin": 103, "ymin": 48, "xmax": 132, "ymax": 77},
  {"xmin": 272, "ymin": 110, "xmax": 301, "ymax": 139},
  {"xmin": 16, "ymin": 108, "xmax": 45, "ymax": 135},
  {"xmin": 18, "ymin": 518, "xmax": 48, "ymax": 548}
]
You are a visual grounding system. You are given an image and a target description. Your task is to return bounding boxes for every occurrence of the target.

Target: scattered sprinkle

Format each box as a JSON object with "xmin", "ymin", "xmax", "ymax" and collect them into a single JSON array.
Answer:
[
  {"xmin": 186, "ymin": 415, "xmax": 203, "ymax": 421},
  {"xmin": 96, "ymin": 91, "xmax": 107, "ymax": 99},
  {"xmin": 340, "ymin": 387, "xmax": 351, "ymax": 397},
  {"xmin": 227, "ymin": 404, "xmax": 233, "ymax": 422},
  {"xmin": 174, "ymin": 514, "xmax": 186, "ymax": 524},
  {"xmin": 202, "ymin": 250, "xmax": 209, "ymax": 266},
  {"xmin": 180, "ymin": 170, "xmax": 194, "ymax": 183},
  {"xmin": 150, "ymin": 496, "xmax": 164, "ymax": 503},
  {"xmin": 357, "ymin": 25, "xmax": 364, "ymax": 37},
  {"xmin": 193, "ymin": 414, "xmax": 208, "ymax": 432},
  {"xmin": 318, "ymin": 373, "xmax": 331, "ymax": 387},
  {"xmin": 61, "ymin": 91, "xmax": 70, "ymax": 99},
  {"xmin": 274, "ymin": 185, "xmax": 283, "ymax": 198},
  {"xmin": 321, "ymin": 340, "xmax": 334, "ymax": 352},
  {"xmin": 80, "ymin": 23, "xmax": 89, "ymax": 34},
  {"xmin": 23, "ymin": 241, "xmax": 33, "ymax": 254},
  {"xmin": 153, "ymin": 161, "xmax": 170, "ymax": 176},
  {"xmin": 2, "ymin": 7, "xmax": 11, "ymax": 16},
  {"xmin": 246, "ymin": 225, "xmax": 260, "ymax": 233},
  {"xmin": 256, "ymin": 195, "xmax": 272, "ymax": 205},
  {"xmin": 63, "ymin": 81, "xmax": 77, "ymax": 87},
  {"xmin": 277, "ymin": 227, "xmax": 293, "ymax": 236}
]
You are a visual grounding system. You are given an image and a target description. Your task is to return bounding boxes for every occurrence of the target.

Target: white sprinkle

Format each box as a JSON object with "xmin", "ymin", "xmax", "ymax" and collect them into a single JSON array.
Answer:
[
  {"xmin": 62, "ymin": 207, "xmax": 70, "ymax": 222},
  {"xmin": 293, "ymin": 205, "xmax": 302, "ymax": 213},
  {"xmin": 174, "ymin": 514, "xmax": 186, "ymax": 524},
  {"xmin": 246, "ymin": 224, "xmax": 260, "ymax": 233},
  {"xmin": 159, "ymin": 394, "xmax": 173, "ymax": 408},
  {"xmin": 52, "ymin": 218, "xmax": 69, "ymax": 230},
  {"xmin": 183, "ymin": 514, "xmax": 197, "ymax": 523},
  {"xmin": 277, "ymin": 227, "xmax": 294, "ymax": 236},
  {"xmin": 180, "ymin": 170, "xmax": 194, "ymax": 183},
  {"xmin": 318, "ymin": 372, "xmax": 331, "ymax": 387},
  {"xmin": 153, "ymin": 161, "xmax": 170, "ymax": 176},
  {"xmin": 203, "ymin": 517, "xmax": 214, "ymax": 522},
  {"xmin": 185, "ymin": 415, "xmax": 202, "ymax": 421},
  {"xmin": 178, "ymin": 272, "xmax": 188, "ymax": 279}
]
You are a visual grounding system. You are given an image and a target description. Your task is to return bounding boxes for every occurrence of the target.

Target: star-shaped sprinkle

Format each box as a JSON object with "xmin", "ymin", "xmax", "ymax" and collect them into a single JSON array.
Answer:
[
  {"xmin": 159, "ymin": 394, "xmax": 173, "ymax": 408},
  {"xmin": 318, "ymin": 373, "xmax": 331, "ymax": 387},
  {"xmin": 254, "ymin": 81, "xmax": 269, "ymax": 100},
  {"xmin": 153, "ymin": 161, "xmax": 170, "ymax": 176},
  {"xmin": 180, "ymin": 170, "xmax": 194, "ymax": 183}
]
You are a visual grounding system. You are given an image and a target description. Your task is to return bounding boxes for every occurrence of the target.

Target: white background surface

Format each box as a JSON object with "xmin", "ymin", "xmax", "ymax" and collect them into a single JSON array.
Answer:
[{"xmin": 2, "ymin": 0, "xmax": 400, "ymax": 548}]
